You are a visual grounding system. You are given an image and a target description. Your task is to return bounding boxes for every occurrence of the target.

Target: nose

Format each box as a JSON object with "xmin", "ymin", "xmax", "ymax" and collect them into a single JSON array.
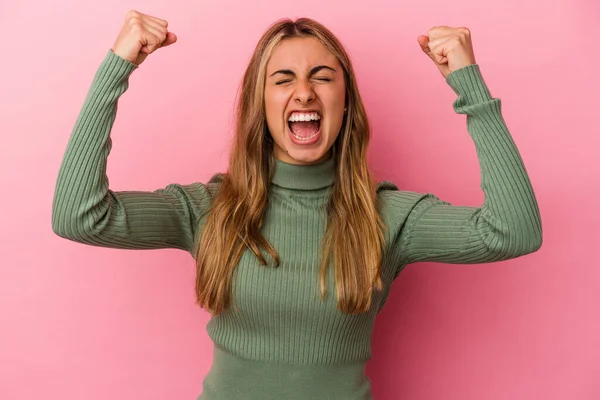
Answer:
[{"xmin": 294, "ymin": 79, "xmax": 314, "ymax": 104}]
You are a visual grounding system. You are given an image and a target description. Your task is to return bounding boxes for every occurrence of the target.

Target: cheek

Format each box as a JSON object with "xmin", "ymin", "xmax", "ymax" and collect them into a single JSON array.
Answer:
[
  {"xmin": 322, "ymin": 91, "xmax": 346, "ymax": 132},
  {"xmin": 264, "ymin": 91, "xmax": 288, "ymax": 128}
]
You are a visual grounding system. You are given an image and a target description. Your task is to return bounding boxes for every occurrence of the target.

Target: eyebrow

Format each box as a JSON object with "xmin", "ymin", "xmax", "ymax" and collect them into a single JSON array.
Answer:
[{"xmin": 268, "ymin": 65, "xmax": 337, "ymax": 78}]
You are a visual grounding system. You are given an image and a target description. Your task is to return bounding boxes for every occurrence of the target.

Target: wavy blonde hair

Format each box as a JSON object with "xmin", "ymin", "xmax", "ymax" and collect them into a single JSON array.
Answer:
[{"xmin": 195, "ymin": 17, "xmax": 386, "ymax": 315}]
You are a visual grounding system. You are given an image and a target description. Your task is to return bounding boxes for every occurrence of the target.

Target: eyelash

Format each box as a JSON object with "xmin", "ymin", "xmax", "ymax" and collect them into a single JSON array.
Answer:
[{"xmin": 275, "ymin": 77, "xmax": 331, "ymax": 85}]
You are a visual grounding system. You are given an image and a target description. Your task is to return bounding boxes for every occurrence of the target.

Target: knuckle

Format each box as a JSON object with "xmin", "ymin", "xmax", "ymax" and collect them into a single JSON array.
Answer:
[
  {"xmin": 128, "ymin": 14, "xmax": 142, "ymax": 26},
  {"xmin": 126, "ymin": 9, "xmax": 139, "ymax": 19},
  {"xmin": 129, "ymin": 20, "xmax": 143, "ymax": 31}
]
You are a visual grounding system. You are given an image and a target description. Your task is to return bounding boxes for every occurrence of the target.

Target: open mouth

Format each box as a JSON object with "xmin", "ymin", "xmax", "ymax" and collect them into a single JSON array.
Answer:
[{"xmin": 287, "ymin": 112, "xmax": 321, "ymax": 142}]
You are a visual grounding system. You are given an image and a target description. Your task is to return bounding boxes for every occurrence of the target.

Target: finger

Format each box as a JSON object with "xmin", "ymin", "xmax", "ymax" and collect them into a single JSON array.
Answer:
[
  {"xmin": 426, "ymin": 37, "xmax": 452, "ymax": 65},
  {"xmin": 145, "ymin": 23, "xmax": 167, "ymax": 44},
  {"xmin": 143, "ymin": 17, "xmax": 168, "ymax": 34},
  {"xmin": 145, "ymin": 25, "xmax": 174, "ymax": 49},
  {"xmin": 417, "ymin": 35, "xmax": 435, "ymax": 61},
  {"xmin": 142, "ymin": 30, "xmax": 165, "ymax": 53},
  {"xmin": 144, "ymin": 14, "xmax": 169, "ymax": 28},
  {"xmin": 143, "ymin": 23, "xmax": 173, "ymax": 50},
  {"xmin": 426, "ymin": 26, "xmax": 453, "ymax": 41}
]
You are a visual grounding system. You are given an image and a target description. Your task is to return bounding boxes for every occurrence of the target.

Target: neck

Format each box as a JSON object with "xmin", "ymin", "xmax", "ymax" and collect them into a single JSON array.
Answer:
[{"xmin": 270, "ymin": 155, "xmax": 336, "ymax": 191}]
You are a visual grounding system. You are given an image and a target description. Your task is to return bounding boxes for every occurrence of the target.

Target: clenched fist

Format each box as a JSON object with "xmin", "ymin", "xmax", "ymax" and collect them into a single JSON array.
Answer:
[
  {"xmin": 112, "ymin": 10, "xmax": 177, "ymax": 66},
  {"xmin": 418, "ymin": 26, "xmax": 476, "ymax": 79}
]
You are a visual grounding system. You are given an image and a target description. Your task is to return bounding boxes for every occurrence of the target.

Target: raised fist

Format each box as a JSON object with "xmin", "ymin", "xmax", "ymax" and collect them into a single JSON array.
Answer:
[{"xmin": 111, "ymin": 10, "xmax": 177, "ymax": 66}]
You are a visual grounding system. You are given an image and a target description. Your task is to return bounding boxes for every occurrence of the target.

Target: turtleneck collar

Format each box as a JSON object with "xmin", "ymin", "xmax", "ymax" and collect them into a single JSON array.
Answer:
[{"xmin": 271, "ymin": 156, "xmax": 336, "ymax": 191}]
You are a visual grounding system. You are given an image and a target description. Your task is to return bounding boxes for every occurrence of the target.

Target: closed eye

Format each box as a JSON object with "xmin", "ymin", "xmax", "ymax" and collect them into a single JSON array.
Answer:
[{"xmin": 276, "ymin": 77, "xmax": 331, "ymax": 85}]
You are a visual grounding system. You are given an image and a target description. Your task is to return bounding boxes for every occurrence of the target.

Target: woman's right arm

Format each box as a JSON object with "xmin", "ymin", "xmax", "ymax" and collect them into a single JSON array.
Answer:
[{"xmin": 51, "ymin": 12, "xmax": 214, "ymax": 256}]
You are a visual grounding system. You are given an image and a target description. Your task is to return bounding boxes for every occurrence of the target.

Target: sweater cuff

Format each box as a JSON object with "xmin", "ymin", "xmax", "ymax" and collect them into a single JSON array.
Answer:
[
  {"xmin": 445, "ymin": 64, "xmax": 493, "ymax": 106},
  {"xmin": 95, "ymin": 49, "xmax": 138, "ymax": 83}
]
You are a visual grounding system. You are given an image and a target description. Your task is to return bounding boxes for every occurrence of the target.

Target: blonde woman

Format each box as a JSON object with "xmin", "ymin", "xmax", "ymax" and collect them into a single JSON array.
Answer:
[{"xmin": 52, "ymin": 10, "xmax": 542, "ymax": 400}]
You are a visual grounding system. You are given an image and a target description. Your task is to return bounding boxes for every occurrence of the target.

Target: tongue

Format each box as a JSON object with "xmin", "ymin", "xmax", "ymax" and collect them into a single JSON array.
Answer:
[{"xmin": 290, "ymin": 120, "xmax": 319, "ymax": 138}]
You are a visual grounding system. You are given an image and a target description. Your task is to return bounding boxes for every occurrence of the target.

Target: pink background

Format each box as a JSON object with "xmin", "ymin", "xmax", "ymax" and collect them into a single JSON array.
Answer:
[{"xmin": 1, "ymin": 0, "xmax": 598, "ymax": 399}]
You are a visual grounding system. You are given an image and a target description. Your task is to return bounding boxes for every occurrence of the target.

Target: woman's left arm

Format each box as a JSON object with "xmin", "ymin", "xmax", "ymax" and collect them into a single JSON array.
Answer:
[{"xmin": 396, "ymin": 27, "xmax": 543, "ymax": 266}]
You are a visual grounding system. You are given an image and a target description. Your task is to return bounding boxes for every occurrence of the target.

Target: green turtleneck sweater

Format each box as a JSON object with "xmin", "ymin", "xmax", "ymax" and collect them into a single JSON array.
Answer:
[{"xmin": 52, "ymin": 49, "xmax": 542, "ymax": 400}]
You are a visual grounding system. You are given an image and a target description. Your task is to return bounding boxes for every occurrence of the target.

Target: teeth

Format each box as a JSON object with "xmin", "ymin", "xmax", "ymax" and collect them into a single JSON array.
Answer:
[
  {"xmin": 291, "ymin": 130, "xmax": 319, "ymax": 141},
  {"xmin": 288, "ymin": 112, "xmax": 321, "ymax": 122}
]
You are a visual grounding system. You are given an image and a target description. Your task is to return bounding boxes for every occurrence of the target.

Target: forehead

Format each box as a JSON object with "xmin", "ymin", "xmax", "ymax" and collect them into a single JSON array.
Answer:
[{"xmin": 266, "ymin": 36, "xmax": 339, "ymax": 73}]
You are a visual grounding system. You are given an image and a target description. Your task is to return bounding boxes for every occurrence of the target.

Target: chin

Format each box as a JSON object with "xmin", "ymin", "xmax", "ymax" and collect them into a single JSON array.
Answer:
[
  {"xmin": 284, "ymin": 142, "xmax": 332, "ymax": 165},
  {"xmin": 291, "ymin": 154, "xmax": 327, "ymax": 165}
]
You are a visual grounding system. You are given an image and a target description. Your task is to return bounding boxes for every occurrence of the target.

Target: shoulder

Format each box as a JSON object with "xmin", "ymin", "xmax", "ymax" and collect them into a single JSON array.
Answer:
[{"xmin": 205, "ymin": 172, "xmax": 226, "ymax": 198}]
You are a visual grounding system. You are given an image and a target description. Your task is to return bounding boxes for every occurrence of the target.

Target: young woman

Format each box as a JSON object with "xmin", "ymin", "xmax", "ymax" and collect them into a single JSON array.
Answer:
[{"xmin": 52, "ymin": 10, "xmax": 543, "ymax": 400}]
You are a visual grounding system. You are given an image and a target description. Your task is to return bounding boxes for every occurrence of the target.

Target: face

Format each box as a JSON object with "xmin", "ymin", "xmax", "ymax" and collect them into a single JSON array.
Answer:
[{"xmin": 264, "ymin": 37, "xmax": 346, "ymax": 166}]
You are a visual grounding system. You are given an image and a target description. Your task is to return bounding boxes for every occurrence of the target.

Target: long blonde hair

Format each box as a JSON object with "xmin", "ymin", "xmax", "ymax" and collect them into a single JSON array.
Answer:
[{"xmin": 195, "ymin": 17, "xmax": 386, "ymax": 316}]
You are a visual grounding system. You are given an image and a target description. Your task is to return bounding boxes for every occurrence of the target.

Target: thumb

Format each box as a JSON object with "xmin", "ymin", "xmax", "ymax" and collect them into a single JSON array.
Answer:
[{"xmin": 160, "ymin": 32, "xmax": 178, "ymax": 48}]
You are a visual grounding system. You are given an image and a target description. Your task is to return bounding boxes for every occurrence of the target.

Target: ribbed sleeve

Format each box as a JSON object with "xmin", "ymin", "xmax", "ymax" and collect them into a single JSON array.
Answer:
[
  {"xmin": 51, "ymin": 49, "xmax": 212, "ymax": 255},
  {"xmin": 393, "ymin": 64, "xmax": 543, "ymax": 268}
]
